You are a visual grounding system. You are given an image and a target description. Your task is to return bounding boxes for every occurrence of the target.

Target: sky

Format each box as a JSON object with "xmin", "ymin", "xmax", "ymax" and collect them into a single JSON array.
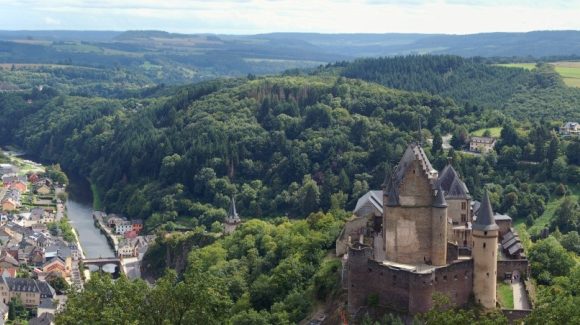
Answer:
[{"xmin": 0, "ymin": 0, "xmax": 579, "ymax": 35}]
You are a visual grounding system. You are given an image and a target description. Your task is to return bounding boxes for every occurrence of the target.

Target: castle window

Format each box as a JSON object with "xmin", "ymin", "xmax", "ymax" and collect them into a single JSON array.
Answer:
[
  {"xmin": 443, "ymin": 275, "xmax": 447, "ymax": 281},
  {"xmin": 461, "ymin": 214, "xmax": 466, "ymax": 222},
  {"xmin": 413, "ymin": 169, "xmax": 416, "ymax": 174},
  {"xmin": 461, "ymin": 202, "xmax": 467, "ymax": 210},
  {"xmin": 484, "ymin": 231, "xmax": 488, "ymax": 236},
  {"xmin": 483, "ymin": 243, "xmax": 486, "ymax": 249},
  {"xmin": 454, "ymin": 275, "xmax": 458, "ymax": 280},
  {"xmin": 486, "ymin": 272, "xmax": 489, "ymax": 277},
  {"xmin": 368, "ymin": 268, "xmax": 372, "ymax": 273}
]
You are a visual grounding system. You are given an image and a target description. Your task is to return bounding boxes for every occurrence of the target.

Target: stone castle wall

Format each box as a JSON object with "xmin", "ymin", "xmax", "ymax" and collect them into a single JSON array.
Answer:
[
  {"xmin": 497, "ymin": 259, "xmax": 529, "ymax": 279},
  {"xmin": 347, "ymin": 245, "xmax": 474, "ymax": 315}
]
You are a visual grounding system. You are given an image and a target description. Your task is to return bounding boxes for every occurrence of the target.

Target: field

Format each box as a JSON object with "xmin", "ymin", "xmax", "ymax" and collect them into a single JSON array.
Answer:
[
  {"xmin": 471, "ymin": 127, "xmax": 502, "ymax": 137},
  {"xmin": 498, "ymin": 62, "xmax": 580, "ymax": 88},
  {"xmin": 496, "ymin": 63, "xmax": 536, "ymax": 70},
  {"xmin": 552, "ymin": 62, "xmax": 580, "ymax": 88}
]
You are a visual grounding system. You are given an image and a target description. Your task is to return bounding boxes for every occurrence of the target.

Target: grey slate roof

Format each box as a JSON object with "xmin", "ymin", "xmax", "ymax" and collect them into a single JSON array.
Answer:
[
  {"xmin": 437, "ymin": 164, "xmax": 470, "ymax": 199},
  {"xmin": 354, "ymin": 190, "xmax": 383, "ymax": 216},
  {"xmin": 29, "ymin": 313, "xmax": 55, "ymax": 325},
  {"xmin": 37, "ymin": 281, "xmax": 56, "ymax": 298},
  {"xmin": 472, "ymin": 190, "xmax": 499, "ymax": 231},
  {"xmin": 5, "ymin": 277, "xmax": 39, "ymax": 292}
]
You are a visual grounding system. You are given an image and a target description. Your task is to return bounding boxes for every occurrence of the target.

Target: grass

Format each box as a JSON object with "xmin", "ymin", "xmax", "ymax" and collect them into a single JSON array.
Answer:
[
  {"xmin": 553, "ymin": 63, "xmax": 580, "ymax": 88},
  {"xmin": 498, "ymin": 61, "xmax": 580, "ymax": 88},
  {"xmin": 527, "ymin": 185, "xmax": 580, "ymax": 237},
  {"xmin": 497, "ymin": 282, "xmax": 514, "ymax": 309},
  {"xmin": 471, "ymin": 127, "xmax": 502, "ymax": 138},
  {"xmin": 90, "ymin": 181, "xmax": 103, "ymax": 211}
]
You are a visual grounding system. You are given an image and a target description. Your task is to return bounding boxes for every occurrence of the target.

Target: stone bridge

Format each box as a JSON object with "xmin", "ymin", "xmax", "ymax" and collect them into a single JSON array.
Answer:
[{"xmin": 83, "ymin": 257, "xmax": 123, "ymax": 274}]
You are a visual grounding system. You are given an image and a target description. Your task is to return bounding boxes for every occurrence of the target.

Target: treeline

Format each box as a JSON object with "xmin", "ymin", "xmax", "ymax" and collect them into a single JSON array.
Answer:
[{"xmin": 321, "ymin": 55, "xmax": 580, "ymax": 121}]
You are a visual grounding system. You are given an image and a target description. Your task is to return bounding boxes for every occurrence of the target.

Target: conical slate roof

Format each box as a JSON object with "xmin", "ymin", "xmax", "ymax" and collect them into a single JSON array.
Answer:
[
  {"xmin": 473, "ymin": 190, "xmax": 498, "ymax": 231},
  {"xmin": 433, "ymin": 185, "xmax": 447, "ymax": 208}
]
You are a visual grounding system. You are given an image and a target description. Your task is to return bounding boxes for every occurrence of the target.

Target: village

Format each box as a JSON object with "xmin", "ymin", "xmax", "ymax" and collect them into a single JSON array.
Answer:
[{"xmin": 0, "ymin": 152, "xmax": 155, "ymax": 324}]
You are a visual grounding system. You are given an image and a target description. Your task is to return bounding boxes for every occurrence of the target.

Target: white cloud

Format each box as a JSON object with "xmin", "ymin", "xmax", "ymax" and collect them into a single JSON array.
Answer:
[
  {"xmin": 43, "ymin": 16, "xmax": 61, "ymax": 26},
  {"xmin": 0, "ymin": 0, "xmax": 580, "ymax": 33}
]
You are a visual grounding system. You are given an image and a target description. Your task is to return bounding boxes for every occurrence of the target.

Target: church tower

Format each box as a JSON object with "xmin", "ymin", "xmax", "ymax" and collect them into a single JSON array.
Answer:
[
  {"xmin": 224, "ymin": 196, "xmax": 241, "ymax": 234},
  {"xmin": 472, "ymin": 190, "xmax": 499, "ymax": 309}
]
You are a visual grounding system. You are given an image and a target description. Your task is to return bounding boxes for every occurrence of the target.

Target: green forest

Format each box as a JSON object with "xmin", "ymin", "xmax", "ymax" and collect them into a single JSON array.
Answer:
[{"xmin": 0, "ymin": 55, "xmax": 578, "ymax": 323}]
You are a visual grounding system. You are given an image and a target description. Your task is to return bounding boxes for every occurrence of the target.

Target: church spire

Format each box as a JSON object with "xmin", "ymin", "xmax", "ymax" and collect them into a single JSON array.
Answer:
[{"xmin": 227, "ymin": 196, "xmax": 241, "ymax": 223}]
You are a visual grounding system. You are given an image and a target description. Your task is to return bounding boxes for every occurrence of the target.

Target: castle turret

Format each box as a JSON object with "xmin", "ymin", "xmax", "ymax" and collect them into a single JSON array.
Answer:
[
  {"xmin": 431, "ymin": 185, "xmax": 448, "ymax": 266},
  {"xmin": 472, "ymin": 190, "xmax": 499, "ymax": 309}
]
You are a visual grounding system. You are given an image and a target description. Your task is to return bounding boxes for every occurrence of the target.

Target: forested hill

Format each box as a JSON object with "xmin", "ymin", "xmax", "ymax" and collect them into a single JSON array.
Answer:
[
  {"xmin": 318, "ymin": 55, "xmax": 580, "ymax": 121},
  {"xmin": 0, "ymin": 75, "xmax": 488, "ymax": 230}
]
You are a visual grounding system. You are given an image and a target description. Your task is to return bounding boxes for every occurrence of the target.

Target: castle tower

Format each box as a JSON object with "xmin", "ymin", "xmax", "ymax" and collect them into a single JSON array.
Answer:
[
  {"xmin": 431, "ymin": 185, "xmax": 448, "ymax": 266},
  {"xmin": 472, "ymin": 190, "xmax": 499, "ymax": 309},
  {"xmin": 383, "ymin": 144, "xmax": 440, "ymax": 265},
  {"xmin": 224, "ymin": 196, "xmax": 241, "ymax": 235}
]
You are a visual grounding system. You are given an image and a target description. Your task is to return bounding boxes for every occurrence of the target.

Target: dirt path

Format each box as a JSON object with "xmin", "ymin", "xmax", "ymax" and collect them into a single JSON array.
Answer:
[{"xmin": 512, "ymin": 281, "xmax": 530, "ymax": 309}]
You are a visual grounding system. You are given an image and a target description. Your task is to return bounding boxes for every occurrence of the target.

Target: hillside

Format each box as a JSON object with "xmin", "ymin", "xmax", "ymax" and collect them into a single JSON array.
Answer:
[
  {"xmin": 0, "ymin": 75, "xmax": 476, "ymax": 230},
  {"xmin": 319, "ymin": 55, "xmax": 580, "ymax": 121},
  {"xmin": 2, "ymin": 30, "xmax": 580, "ymax": 84}
]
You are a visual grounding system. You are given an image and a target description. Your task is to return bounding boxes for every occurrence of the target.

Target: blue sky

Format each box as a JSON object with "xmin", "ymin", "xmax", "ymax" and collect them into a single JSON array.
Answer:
[{"xmin": 0, "ymin": 0, "xmax": 579, "ymax": 34}]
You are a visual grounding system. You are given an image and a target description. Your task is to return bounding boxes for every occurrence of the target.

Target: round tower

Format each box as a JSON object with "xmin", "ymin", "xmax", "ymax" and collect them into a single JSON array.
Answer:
[
  {"xmin": 431, "ymin": 185, "xmax": 448, "ymax": 266},
  {"xmin": 472, "ymin": 190, "xmax": 499, "ymax": 309}
]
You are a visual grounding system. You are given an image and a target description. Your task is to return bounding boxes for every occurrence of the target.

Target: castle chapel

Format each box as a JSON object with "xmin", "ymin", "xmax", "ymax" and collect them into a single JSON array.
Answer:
[{"xmin": 341, "ymin": 143, "xmax": 528, "ymax": 316}]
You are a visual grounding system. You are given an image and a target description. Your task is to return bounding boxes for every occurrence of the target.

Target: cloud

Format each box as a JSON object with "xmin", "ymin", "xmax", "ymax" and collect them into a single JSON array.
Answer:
[
  {"xmin": 43, "ymin": 16, "xmax": 61, "ymax": 26},
  {"xmin": 0, "ymin": 0, "xmax": 579, "ymax": 34}
]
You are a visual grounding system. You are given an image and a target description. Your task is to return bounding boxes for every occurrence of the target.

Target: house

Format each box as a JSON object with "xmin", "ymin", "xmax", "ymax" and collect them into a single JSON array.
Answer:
[
  {"xmin": 37, "ymin": 299, "xmax": 56, "ymax": 316},
  {"xmin": 1, "ymin": 174, "xmax": 26, "ymax": 185},
  {"xmin": 41, "ymin": 257, "xmax": 68, "ymax": 278},
  {"xmin": 28, "ymin": 173, "xmax": 39, "ymax": 184},
  {"xmin": 2, "ymin": 277, "xmax": 40, "ymax": 306},
  {"xmin": 9, "ymin": 181, "xmax": 27, "ymax": 193},
  {"xmin": 124, "ymin": 230, "xmax": 138, "ymax": 239},
  {"xmin": 132, "ymin": 219, "xmax": 143, "ymax": 234},
  {"xmin": 0, "ymin": 250, "xmax": 19, "ymax": 278},
  {"xmin": 44, "ymin": 243, "xmax": 72, "ymax": 273},
  {"xmin": 469, "ymin": 136, "xmax": 497, "ymax": 153},
  {"xmin": 106, "ymin": 215, "xmax": 124, "ymax": 228},
  {"xmin": 35, "ymin": 184, "xmax": 51, "ymax": 195},
  {"xmin": 117, "ymin": 237, "xmax": 145, "ymax": 258},
  {"xmin": 560, "ymin": 121, "xmax": 580, "ymax": 136},
  {"xmin": 115, "ymin": 221, "xmax": 132, "ymax": 235}
]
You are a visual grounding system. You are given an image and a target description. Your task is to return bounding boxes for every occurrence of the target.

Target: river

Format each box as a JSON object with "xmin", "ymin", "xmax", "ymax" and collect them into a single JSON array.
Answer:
[{"xmin": 65, "ymin": 175, "xmax": 115, "ymax": 259}]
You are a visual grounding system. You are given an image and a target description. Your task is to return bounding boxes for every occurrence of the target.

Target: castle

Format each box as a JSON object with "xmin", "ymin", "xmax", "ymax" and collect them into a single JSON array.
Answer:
[{"xmin": 341, "ymin": 143, "xmax": 529, "ymax": 316}]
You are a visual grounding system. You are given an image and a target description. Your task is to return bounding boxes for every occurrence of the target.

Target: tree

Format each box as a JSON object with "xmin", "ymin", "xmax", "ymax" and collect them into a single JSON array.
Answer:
[
  {"xmin": 528, "ymin": 236, "xmax": 575, "ymax": 284},
  {"xmin": 552, "ymin": 197, "xmax": 579, "ymax": 232},
  {"xmin": 566, "ymin": 141, "xmax": 580, "ymax": 165},
  {"xmin": 432, "ymin": 131, "xmax": 443, "ymax": 153},
  {"xmin": 299, "ymin": 175, "xmax": 320, "ymax": 216},
  {"xmin": 560, "ymin": 231, "xmax": 580, "ymax": 254},
  {"xmin": 49, "ymin": 276, "xmax": 70, "ymax": 294}
]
